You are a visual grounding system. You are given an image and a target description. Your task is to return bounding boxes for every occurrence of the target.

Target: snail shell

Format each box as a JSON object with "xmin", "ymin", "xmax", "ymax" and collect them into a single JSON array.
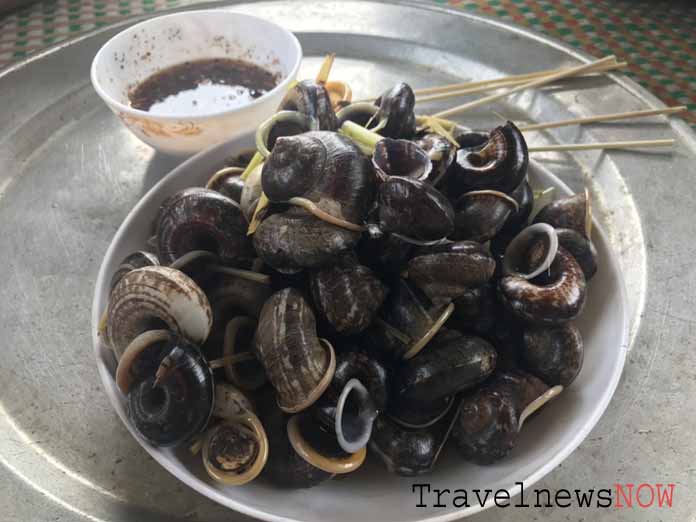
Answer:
[
  {"xmin": 206, "ymin": 167, "xmax": 245, "ymax": 202},
  {"xmin": 309, "ymin": 259, "xmax": 388, "ymax": 334},
  {"xmin": 378, "ymin": 279, "xmax": 454, "ymax": 359},
  {"xmin": 258, "ymin": 391, "xmax": 333, "ymax": 488},
  {"xmin": 202, "ymin": 412, "xmax": 268, "ymax": 486},
  {"xmin": 407, "ymin": 241, "xmax": 496, "ymax": 305},
  {"xmin": 253, "ymin": 208, "xmax": 361, "ymax": 274},
  {"xmin": 313, "ymin": 378, "xmax": 378, "ymax": 453},
  {"xmin": 109, "ymin": 251, "xmax": 159, "ymax": 291},
  {"xmin": 370, "ymin": 399, "xmax": 460, "ymax": 476},
  {"xmin": 278, "ymin": 79, "xmax": 338, "ymax": 131},
  {"xmin": 393, "ymin": 329, "xmax": 497, "ymax": 403},
  {"xmin": 254, "ymin": 289, "xmax": 336, "ymax": 413},
  {"xmin": 522, "ymin": 322, "xmax": 583, "ymax": 387},
  {"xmin": 453, "ymin": 191, "xmax": 517, "ymax": 243},
  {"xmin": 543, "ymin": 228, "xmax": 598, "ymax": 281},
  {"xmin": 452, "ymin": 370, "xmax": 556, "ymax": 464},
  {"xmin": 373, "ymin": 82, "xmax": 417, "ymax": 139},
  {"xmin": 213, "ymin": 382, "xmax": 255, "ymax": 419},
  {"xmin": 372, "ymin": 138, "xmax": 432, "ymax": 182},
  {"xmin": 499, "ymin": 247, "xmax": 587, "ymax": 325},
  {"xmin": 127, "ymin": 337, "xmax": 214, "ymax": 447},
  {"xmin": 500, "ymin": 179, "xmax": 534, "ymax": 235},
  {"xmin": 451, "ymin": 283, "xmax": 497, "ymax": 335},
  {"xmin": 155, "ymin": 187, "xmax": 253, "ymax": 266},
  {"xmin": 105, "ymin": 266, "xmax": 212, "ymax": 359},
  {"xmin": 449, "ymin": 121, "xmax": 528, "ymax": 195},
  {"xmin": 262, "ymin": 131, "xmax": 374, "ymax": 224},
  {"xmin": 534, "ymin": 190, "xmax": 591, "ymax": 239},
  {"xmin": 388, "ymin": 394, "xmax": 454, "ymax": 429},
  {"xmin": 378, "ymin": 177, "xmax": 455, "ymax": 241},
  {"xmin": 413, "ymin": 132, "xmax": 456, "ymax": 186}
]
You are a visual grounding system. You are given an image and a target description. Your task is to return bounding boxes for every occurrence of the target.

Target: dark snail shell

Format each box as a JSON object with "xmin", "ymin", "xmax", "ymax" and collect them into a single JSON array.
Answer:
[
  {"xmin": 207, "ymin": 168, "xmax": 245, "ymax": 202},
  {"xmin": 202, "ymin": 270, "xmax": 272, "ymax": 362},
  {"xmin": 109, "ymin": 251, "xmax": 159, "ymax": 291},
  {"xmin": 254, "ymin": 289, "xmax": 336, "ymax": 413},
  {"xmin": 485, "ymin": 319, "xmax": 525, "ymax": 371},
  {"xmin": 407, "ymin": 241, "xmax": 496, "ymax": 304},
  {"xmin": 253, "ymin": 208, "xmax": 361, "ymax": 274},
  {"xmin": 336, "ymin": 102, "xmax": 378, "ymax": 128},
  {"xmin": 413, "ymin": 132, "xmax": 456, "ymax": 186},
  {"xmin": 262, "ymin": 131, "xmax": 374, "ymax": 225},
  {"xmin": 329, "ymin": 347, "xmax": 390, "ymax": 411},
  {"xmin": 372, "ymin": 138, "xmax": 432, "ymax": 182},
  {"xmin": 313, "ymin": 378, "xmax": 378, "ymax": 453},
  {"xmin": 451, "ymin": 283, "xmax": 497, "ymax": 335},
  {"xmin": 534, "ymin": 190, "xmax": 590, "ymax": 238},
  {"xmin": 357, "ymin": 231, "xmax": 413, "ymax": 274},
  {"xmin": 453, "ymin": 191, "xmax": 517, "ymax": 243},
  {"xmin": 126, "ymin": 336, "xmax": 214, "ymax": 447},
  {"xmin": 376, "ymin": 279, "xmax": 453, "ymax": 359},
  {"xmin": 499, "ymin": 247, "xmax": 587, "ymax": 325},
  {"xmin": 449, "ymin": 122, "xmax": 528, "ymax": 195},
  {"xmin": 378, "ymin": 177, "xmax": 455, "ymax": 242},
  {"xmin": 370, "ymin": 400, "xmax": 459, "ymax": 476},
  {"xmin": 155, "ymin": 187, "xmax": 253, "ymax": 266},
  {"xmin": 373, "ymin": 82, "xmax": 417, "ymax": 139},
  {"xmin": 548, "ymin": 228, "xmax": 598, "ymax": 280},
  {"xmin": 522, "ymin": 322, "xmax": 583, "ymax": 387},
  {"xmin": 388, "ymin": 394, "xmax": 454, "ymax": 429},
  {"xmin": 309, "ymin": 260, "xmax": 388, "ymax": 334},
  {"xmin": 239, "ymin": 163, "xmax": 263, "ymax": 222},
  {"xmin": 278, "ymin": 79, "xmax": 338, "ymax": 131},
  {"xmin": 452, "ymin": 370, "xmax": 552, "ymax": 464},
  {"xmin": 500, "ymin": 179, "xmax": 534, "ymax": 235},
  {"xmin": 259, "ymin": 392, "xmax": 333, "ymax": 488},
  {"xmin": 393, "ymin": 330, "xmax": 497, "ymax": 403}
]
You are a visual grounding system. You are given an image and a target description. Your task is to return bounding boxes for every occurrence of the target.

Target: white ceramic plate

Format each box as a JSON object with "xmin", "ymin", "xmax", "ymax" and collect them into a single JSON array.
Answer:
[{"xmin": 91, "ymin": 133, "xmax": 628, "ymax": 522}]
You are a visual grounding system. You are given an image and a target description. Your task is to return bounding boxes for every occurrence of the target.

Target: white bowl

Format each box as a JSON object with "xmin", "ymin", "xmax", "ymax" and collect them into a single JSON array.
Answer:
[
  {"xmin": 90, "ymin": 10, "xmax": 301, "ymax": 156},
  {"xmin": 92, "ymin": 134, "xmax": 628, "ymax": 522}
]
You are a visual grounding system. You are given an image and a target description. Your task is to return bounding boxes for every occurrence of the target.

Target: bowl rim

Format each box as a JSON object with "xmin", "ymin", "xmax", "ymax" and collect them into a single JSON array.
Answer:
[
  {"xmin": 89, "ymin": 9, "xmax": 302, "ymax": 122},
  {"xmin": 91, "ymin": 136, "xmax": 629, "ymax": 522}
]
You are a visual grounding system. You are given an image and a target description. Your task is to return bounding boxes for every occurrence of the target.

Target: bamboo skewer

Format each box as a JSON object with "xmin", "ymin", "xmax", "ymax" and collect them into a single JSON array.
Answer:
[
  {"xmin": 432, "ymin": 56, "xmax": 617, "ymax": 119},
  {"xmin": 519, "ymin": 106, "xmax": 687, "ymax": 132},
  {"xmin": 415, "ymin": 61, "xmax": 627, "ymax": 104},
  {"xmin": 528, "ymin": 139, "xmax": 675, "ymax": 153},
  {"xmin": 413, "ymin": 59, "xmax": 623, "ymax": 96}
]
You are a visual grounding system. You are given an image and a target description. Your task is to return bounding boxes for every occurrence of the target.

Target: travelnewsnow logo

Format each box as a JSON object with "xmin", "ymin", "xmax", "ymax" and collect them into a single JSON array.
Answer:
[{"xmin": 412, "ymin": 483, "xmax": 676, "ymax": 509}]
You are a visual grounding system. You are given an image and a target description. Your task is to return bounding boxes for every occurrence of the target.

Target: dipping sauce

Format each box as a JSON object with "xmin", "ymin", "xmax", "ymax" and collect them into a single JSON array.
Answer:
[{"xmin": 129, "ymin": 58, "xmax": 279, "ymax": 116}]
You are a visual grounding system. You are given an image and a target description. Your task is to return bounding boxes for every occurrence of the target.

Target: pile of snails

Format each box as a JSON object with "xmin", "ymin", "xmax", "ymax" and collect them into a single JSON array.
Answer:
[{"xmin": 101, "ymin": 76, "xmax": 597, "ymax": 488}]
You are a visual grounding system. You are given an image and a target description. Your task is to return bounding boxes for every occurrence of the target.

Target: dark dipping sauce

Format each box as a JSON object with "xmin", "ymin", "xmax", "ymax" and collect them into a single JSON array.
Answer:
[{"xmin": 129, "ymin": 58, "xmax": 279, "ymax": 116}]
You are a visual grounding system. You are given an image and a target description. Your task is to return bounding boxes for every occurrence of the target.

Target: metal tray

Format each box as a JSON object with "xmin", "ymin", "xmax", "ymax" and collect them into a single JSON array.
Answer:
[{"xmin": 1, "ymin": 2, "xmax": 694, "ymax": 521}]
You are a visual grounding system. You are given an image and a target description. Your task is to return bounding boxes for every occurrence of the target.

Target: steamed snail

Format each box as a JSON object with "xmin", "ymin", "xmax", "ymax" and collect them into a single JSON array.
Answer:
[{"xmin": 99, "ymin": 73, "xmax": 599, "ymax": 488}]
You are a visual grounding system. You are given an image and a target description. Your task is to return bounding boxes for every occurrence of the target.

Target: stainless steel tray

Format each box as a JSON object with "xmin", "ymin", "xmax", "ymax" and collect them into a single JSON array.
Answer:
[{"xmin": 1, "ymin": 2, "xmax": 694, "ymax": 521}]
